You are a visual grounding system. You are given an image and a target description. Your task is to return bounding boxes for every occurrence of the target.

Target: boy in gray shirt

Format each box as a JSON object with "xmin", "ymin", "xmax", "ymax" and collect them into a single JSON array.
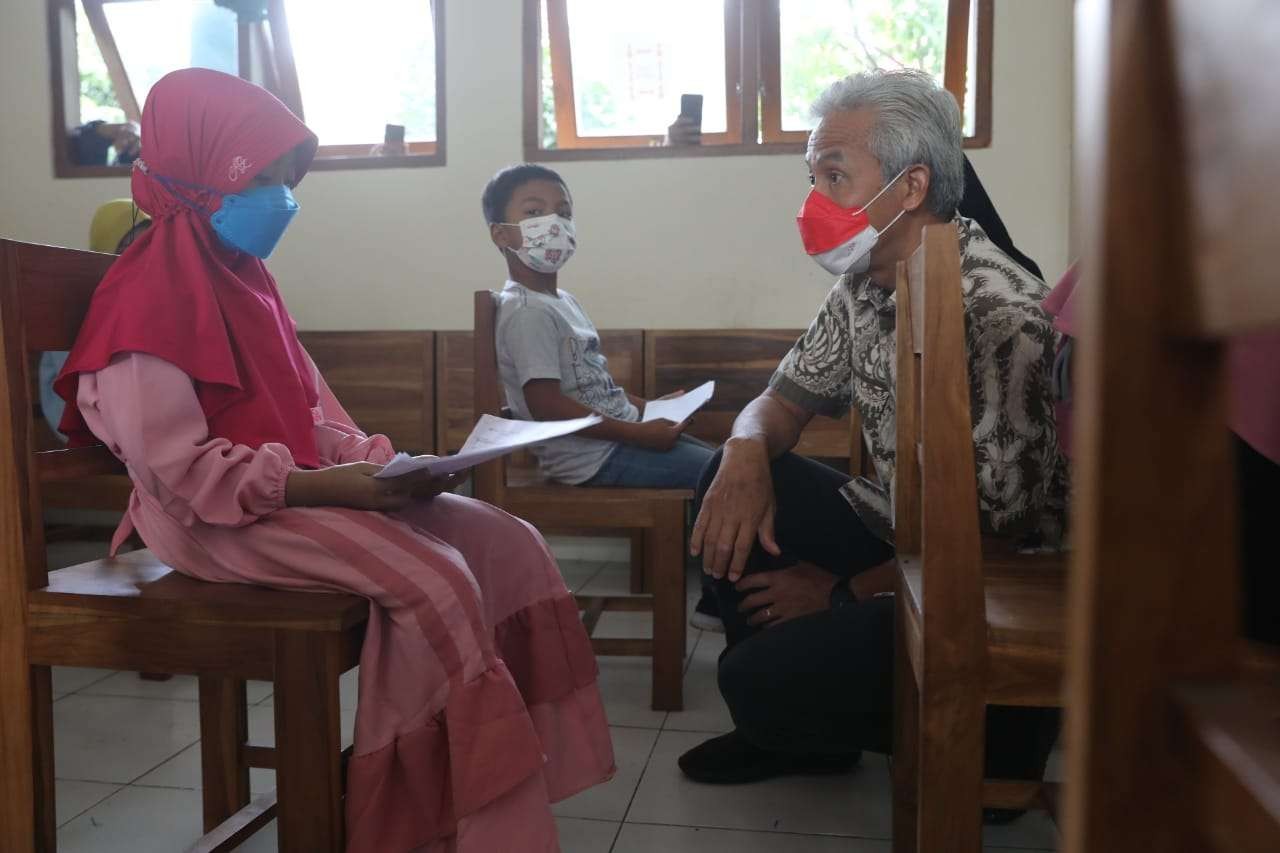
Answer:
[{"xmin": 483, "ymin": 164, "xmax": 722, "ymax": 628}]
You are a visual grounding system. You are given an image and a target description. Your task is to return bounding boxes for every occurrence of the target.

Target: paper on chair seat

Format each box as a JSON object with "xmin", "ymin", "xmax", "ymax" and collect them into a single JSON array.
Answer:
[
  {"xmin": 641, "ymin": 380, "xmax": 715, "ymax": 424},
  {"xmin": 374, "ymin": 413, "xmax": 603, "ymax": 479}
]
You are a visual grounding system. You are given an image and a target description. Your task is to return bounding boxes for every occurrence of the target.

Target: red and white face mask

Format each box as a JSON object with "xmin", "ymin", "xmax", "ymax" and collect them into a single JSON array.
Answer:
[{"xmin": 796, "ymin": 167, "xmax": 908, "ymax": 277}]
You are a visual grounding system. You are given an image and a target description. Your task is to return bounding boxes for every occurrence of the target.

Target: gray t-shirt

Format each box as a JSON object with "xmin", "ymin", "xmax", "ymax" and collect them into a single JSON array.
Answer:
[{"xmin": 496, "ymin": 280, "xmax": 639, "ymax": 483}]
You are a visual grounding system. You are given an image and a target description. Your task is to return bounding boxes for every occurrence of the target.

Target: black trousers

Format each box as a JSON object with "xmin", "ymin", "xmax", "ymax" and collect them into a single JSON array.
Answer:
[
  {"xmin": 700, "ymin": 450, "xmax": 1059, "ymax": 779},
  {"xmin": 1239, "ymin": 434, "xmax": 1280, "ymax": 646}
]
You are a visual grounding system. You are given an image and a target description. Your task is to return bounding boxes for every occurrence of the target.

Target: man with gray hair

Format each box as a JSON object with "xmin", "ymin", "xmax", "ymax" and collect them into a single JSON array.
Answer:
[{"xmin": 679, "ymin": 69, "xmax": 1066, "ymax": 808}]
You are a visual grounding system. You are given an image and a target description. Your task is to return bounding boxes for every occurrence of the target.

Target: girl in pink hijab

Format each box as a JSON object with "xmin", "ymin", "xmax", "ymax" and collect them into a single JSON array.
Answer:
[{"xmin": 57, "ymin": 68, "xmax": 615, "ymax": 851}]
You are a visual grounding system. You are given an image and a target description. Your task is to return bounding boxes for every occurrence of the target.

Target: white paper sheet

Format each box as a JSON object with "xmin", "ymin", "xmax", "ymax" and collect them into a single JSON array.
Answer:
[
  {"xmin": 374, "ymin": 413, "xmax": 603, "ymax": 479},
  {"xmin": 641, "ymin": 380, "xmax": 715, "ymax": 424}
]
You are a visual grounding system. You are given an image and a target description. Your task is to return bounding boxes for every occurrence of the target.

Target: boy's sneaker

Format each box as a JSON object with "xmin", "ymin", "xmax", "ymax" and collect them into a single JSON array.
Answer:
[{"xmin": 689, "ymin": 590, "xmax": 725, "ymax": 633}]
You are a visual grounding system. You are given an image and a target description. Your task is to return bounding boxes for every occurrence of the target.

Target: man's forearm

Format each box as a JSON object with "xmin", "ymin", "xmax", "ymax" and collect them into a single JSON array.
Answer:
[{"xmin": 728, "ymin": 393, "xmax": 805, "ymax": 460}]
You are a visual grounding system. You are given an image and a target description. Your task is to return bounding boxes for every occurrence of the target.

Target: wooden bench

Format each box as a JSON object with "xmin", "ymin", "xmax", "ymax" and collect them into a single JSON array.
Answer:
[
  {"xmin": 890, "ymin": 224, "xmax": 1067, "ymax": 852},
  {"xmin": 0, "ymin": 239, "xmax": 366, "ymax": 852},
  {"xmin": 644, "ymin": 329, "xmax": 864, "ymax": 469},
  {"xmin": 298, "ymin": 330, "xmax": 436, "ymax": 454}
]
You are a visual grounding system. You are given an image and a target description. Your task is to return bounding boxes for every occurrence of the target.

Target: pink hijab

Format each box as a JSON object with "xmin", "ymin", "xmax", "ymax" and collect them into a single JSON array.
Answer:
[{"xmin": 1042, "ymin": 263, "xmax": 1280, "ymax": 465}]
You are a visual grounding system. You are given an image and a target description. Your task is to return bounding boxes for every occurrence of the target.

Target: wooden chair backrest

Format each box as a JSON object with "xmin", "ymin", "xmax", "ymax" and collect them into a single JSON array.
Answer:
[
  {"xmin": 893, "ymin": 222, "xmax": 986, "ymax": 673},
  {"xmin": 644, "ymin": 329, "xmax": 861, "ymax": 462},
  {"xmin": 1, "ymin": 239, "xmax": 122, "ymax": 593},
  {"xmin": 472, "ymin": 291, "xmax": 507, "ymax": 504},
  {"xmin": 298, "ymin": 330, "xmax": 436, "ymax": 454},
  {"xmin": 1064, "ymin": 2, "xmax": 1280, "ymax": 851}
]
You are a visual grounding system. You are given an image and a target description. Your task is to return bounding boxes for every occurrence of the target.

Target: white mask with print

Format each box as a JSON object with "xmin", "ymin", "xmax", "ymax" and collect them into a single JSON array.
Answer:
[{"xmin": 503, "ymin": 213, "xmax": 577, "ymax": 273}]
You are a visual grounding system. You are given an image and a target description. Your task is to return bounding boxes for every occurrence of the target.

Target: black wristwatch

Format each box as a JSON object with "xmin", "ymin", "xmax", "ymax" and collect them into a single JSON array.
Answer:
[{"xmin": 829, "ymin": 579, "xmax": 858, "ymax": 611}]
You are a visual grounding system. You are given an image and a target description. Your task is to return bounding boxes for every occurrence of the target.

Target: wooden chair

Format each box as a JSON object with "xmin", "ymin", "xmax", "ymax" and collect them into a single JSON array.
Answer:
[
  {"xmin": 471, "ymin": 291, "xmax": 690, "ymax": 711},
  {"xmin": 1063, "ymin": 2, "xmax": 1280, "ymax": 851},
  {"xmin": 0, "ymin": 238, "xmax": 366, "ymax": 852},
  {"xmin": 644, "ymin": 328, "xmax": 866, "ymax": 474},
  {"xmin": 298, "ymin": 330, "xmax": 437, "ymax": 454},
  {"xmin": 890, "ymin": 223, "xmax": 1068, "ymax": 852}
]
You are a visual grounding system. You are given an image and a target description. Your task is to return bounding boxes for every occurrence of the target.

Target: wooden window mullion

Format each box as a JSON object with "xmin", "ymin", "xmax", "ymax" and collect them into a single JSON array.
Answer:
[
  {"xmin": 237, "ymin": 20, "xmax": 251, "ymax": 79},
  {"xmin": 714, "ymin": 0, "xmax": 744, "ymax": 145},
  {"xmin": 759, "ymin": 0, "xmax": 780, "ymax": 143},
  {"xmin": 943, "ymin": 0, "xmax": 971, "ymax": 125},
  {"xmin": 265, "ymin": 0, "xmax": 305, "ymax": 121},
  {"xmin": 967, "ymin": 0, "xmax": 993, "ymax": 148},
  {"xmin": 545, "ymin": 0, "xmax": 582, "ymax": 148},
  {"xmin": 738, "ymin": 0, "xmax": 761, "ymax": 145},
  {"xmin": 759, "ymin": 0, "xmax": 806, "ymax": 144},
  {"xmin": 253, "ymin": 22, "xmax": 282, "ymax": 96}
]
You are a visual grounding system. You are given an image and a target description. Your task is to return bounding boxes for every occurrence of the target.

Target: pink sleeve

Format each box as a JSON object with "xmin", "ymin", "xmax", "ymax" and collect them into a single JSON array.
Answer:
[
  {"xmin": 1042, "ymin": 261, "xmax": 1080, "ymax": 336},
  {"xmin": 77, "ymin": 353, "xmax": 293, "ymax": 527},
  {"xmin": 1229, "ymin": 330, "xmax": 1280, "ymax": 466},
  {"xmin": 304, "ymin": 353, "xmax": 396, "ymax": 466}
]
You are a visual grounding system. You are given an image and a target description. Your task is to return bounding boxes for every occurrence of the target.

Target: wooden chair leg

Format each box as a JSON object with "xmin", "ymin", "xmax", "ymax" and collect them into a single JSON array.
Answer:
[
  {"xmin": 273, "ymin": 632, "xmax": 344, "ymax": 853},
  {"xmin": 0, "ymin": 646, "xmax": 35, "ymax": 853},
  {"xmin": 649, "ymin": 505, "xmax": 686, "ymax": 711},
  {"xmin": 629, "ymin": 531, "xmax": 646, "ymax": 594},
  {"xmin": 916, "ymin": 677, "xmax": 985, "ymax": 852},
  {"xmin": 891, "ymin": 602, "xmax": 920, "ymax": 853},
  {"xmin": 31, "ymin": 666, "xmax": 55, "ymax": 853},
  {"xmin": 198, "ymin": 676, "xmax": 250, "ymax": 833}
]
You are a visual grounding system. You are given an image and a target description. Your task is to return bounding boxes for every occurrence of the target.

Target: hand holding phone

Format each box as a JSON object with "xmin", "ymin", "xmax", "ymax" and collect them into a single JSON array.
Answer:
[
  {"xmin": 374, "ymin": 123, "xmax": 407, "ymax": 157},
  {"xmin": 667, "ymin": 94, "xmax": 703, "ymax": 147}
]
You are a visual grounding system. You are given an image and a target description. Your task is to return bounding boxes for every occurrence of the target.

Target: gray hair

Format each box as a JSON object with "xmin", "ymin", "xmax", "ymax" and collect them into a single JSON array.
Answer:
[{"xmin": 810, "ymin": 69, "xmax": 964, "ymax": 218}]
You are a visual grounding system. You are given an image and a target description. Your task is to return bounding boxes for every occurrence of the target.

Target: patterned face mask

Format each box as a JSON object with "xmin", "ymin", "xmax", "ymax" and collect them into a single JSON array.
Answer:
[
  {"xmin": 501, "ymin": 213, "xmax": 577, "ymax": 273},
  {"xmin": 796, "ymin": 167, "xmax": 907, "ymax": 277}
]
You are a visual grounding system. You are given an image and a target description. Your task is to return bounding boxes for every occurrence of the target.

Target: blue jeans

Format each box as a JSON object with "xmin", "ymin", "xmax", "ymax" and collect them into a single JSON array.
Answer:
[{"xmin": 583, "ymin": 435, "xmax": 716, "ymax": 490}]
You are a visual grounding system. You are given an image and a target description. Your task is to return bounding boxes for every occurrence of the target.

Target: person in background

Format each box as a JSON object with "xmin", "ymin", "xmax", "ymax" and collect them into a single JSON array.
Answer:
[
  {"xmin": 68, "ymin": 120, "xmax": 141, "ymax": 166},
  {"xmin": 666, "ymin": 115, "xmax": 701, "ymax": 146},
  {"xmin": 1044, "ymin": 265, "xmax": 1279, "ymax": 646},
  {"xmin": 482, "ymin": 163, "xmax": 724, "ymax": 631},
  {"xmin": 38, "ymin": 200, "xmax": 152, "ymax": 440},
  {"xmin": 55, "ymin": 69, "xmax": 614, "ymax": 852},
  {"xmin": 679, "ymin": 70, "xmax": 1066, "ymax": 826}
]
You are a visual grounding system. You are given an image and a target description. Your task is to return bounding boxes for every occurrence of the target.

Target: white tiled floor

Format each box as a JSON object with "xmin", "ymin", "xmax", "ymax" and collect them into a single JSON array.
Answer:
[{"xmin": 47, "ymin": 554, "xmax": 1060, "ymax": 852}]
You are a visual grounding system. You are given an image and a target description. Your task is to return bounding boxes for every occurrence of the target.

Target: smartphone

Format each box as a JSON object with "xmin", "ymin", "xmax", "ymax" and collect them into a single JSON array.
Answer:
[
  {"xmin": 384, "ymin": 124, "xmax": 406, "ymax": 145},
  {"xmin": 679, "ymin": 94, "xmax": 704, "ymax": 133}
]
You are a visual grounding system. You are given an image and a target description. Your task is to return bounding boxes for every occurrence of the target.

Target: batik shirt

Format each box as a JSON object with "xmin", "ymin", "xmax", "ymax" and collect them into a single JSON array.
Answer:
[{"xmin": 770, "ymin": 216, "xmax": 1069, "ymax": 546}]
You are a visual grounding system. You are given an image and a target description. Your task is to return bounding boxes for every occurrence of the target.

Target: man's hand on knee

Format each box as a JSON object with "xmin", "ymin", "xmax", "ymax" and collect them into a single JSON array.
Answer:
[
  {"xmin": 735, "ymin": 561, "xmax": 837, "ymax": 627},
  {"xmin": 690, "ymin": 438, "xmax": 781, "ymax": 582}
]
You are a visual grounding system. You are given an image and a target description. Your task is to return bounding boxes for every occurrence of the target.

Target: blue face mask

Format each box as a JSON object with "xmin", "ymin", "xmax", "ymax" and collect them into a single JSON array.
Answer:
[{"xmin": 210, "ymin": 184, "xmax": 299, "ymax": 259}]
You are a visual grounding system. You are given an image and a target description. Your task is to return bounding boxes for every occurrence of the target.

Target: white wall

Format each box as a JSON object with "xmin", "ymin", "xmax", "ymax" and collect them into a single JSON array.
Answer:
[{"xmin": 0, "ymin": 0, "xmax": 1074, "ymax": 331}]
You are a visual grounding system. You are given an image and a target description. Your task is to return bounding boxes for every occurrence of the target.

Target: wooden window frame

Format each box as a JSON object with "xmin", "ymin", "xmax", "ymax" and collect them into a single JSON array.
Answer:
[
  {"xmin": 48, "ymin": 0, "xmax": 447, "ymax": 178},
  {"xmin": 524, "ymin": 0, "xmax": 993, "ymax": 163}
]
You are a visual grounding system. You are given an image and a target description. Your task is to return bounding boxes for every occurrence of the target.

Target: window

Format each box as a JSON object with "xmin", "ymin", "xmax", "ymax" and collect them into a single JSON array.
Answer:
[
  {"xmin": 540, "ymin": 0, "xmax": 741, "ymax": 149},
  {"xmin": 283, "ymin": 0, "xmax": 438, "ymax": 153},
  {"xmin": 48, "ymin": 0, "xmax": 446, "ymax": 177},
  {"xmin": 526, "ymin": 0, "xmax": 992, "ymax": 160}
]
